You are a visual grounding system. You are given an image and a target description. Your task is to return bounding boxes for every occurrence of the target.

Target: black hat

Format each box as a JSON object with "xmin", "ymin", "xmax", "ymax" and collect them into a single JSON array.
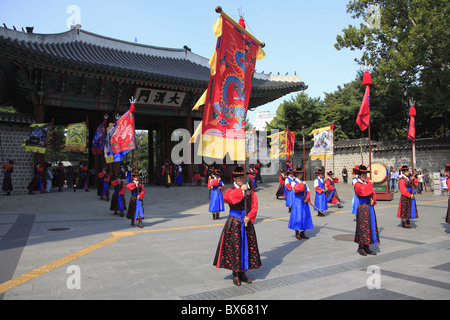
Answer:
[
  {"xmin": 401, "ymin": 165, "xmax": 409, "ymax": 172},
  {"xmin": 358, "ymin": 165, "xmax": 370, "ymax": 174},
  {"xmin": 327, "ymin": 171, "xmax": 334, "ymax": 175},
  {"xmin": 232, "ymin": 166, "xmax": 245, "ymax": 177},
  {"xmin": 294, "ymin": 166, "xmax": 304, "ymax": 174}
]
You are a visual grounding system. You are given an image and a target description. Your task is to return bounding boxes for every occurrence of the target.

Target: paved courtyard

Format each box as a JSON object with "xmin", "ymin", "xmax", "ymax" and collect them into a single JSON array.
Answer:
[{"xmin": 0, "ymin": 179, "xmax": 449, "ymax": 304}]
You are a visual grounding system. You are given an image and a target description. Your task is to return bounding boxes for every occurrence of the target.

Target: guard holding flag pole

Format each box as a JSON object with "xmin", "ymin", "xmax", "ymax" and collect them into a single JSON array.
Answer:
[
  {"xmin": 354, "ymin": 165, "xmax": 380, "ymax": 256},
  {"xmin": 397, "ymin": 165, "xmax": 418, "ymax": 228},
  {"xmin": 126, "ymin": 172, "xmax": 145, "ymax": 228},
  {"xmin": 288, "ymin": 167, "xmax": 313, "ymax": 240},
  {"xmin": 445, "ymin": 164, "xmax": 450, "ymax": 224},
  {"xmin": 314, "ymin": 169, "xmax": 327, "ymax": 216},
  {"xmin": 213, "ymin": 166, "xmax": 261, "ymax": 286}
]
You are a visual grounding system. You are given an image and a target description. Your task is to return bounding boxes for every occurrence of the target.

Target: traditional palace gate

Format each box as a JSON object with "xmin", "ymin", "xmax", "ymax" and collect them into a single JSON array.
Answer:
[{"xmin": 0, "ymin": 26, "xmax": 306, "ymax": 183}]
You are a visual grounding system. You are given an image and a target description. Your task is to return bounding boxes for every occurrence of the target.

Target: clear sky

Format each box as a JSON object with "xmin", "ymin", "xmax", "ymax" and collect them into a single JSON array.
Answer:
[{"xmin": 0, "ymin": 0, "xmax": 365, "ymax": 123}]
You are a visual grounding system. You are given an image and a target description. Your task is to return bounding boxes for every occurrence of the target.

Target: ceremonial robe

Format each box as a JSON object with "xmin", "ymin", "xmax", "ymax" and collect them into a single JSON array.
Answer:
[
  {"xmin": 354, "ymin": 179, "xmax": 380, "ymax": 245},
  {"xmin": 213, "ymin": 184, "xmax": 261, "ymax": 271}
]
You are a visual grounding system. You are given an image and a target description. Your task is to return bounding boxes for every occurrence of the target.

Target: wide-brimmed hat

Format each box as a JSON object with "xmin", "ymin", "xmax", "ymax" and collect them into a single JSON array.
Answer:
[
  {"xmin": 232, "ymin": 166, "xmax": 245, "ymax": 177},
  {"xmin": 401, "ymin": 165, "xmax": 409, "ymax": 172},
  {"xmin": 358, "ymin": 165, "xmax": 370, "ymax": 174},
  {"xmin": 294, "ymin": 166, "xmax": 304, "ymax": 174}
]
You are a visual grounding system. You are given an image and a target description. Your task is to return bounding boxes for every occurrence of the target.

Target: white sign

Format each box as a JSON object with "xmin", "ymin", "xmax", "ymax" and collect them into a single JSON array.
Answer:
[{"xmin": 134, "ymin": 88, "xmax": 185, "ymax": 107}]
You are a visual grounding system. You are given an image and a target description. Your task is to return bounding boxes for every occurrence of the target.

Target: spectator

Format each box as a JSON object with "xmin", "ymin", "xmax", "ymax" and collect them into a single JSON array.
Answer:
[
  {"xmin": 423, "ymin": 169, "xmax": 430, "ymax": 192},
  {"xmin": 342, "ymin": 166, "xmax": 348, "ymax": 183},
  {"xmin": 390, "ymin": 167, "xmax": 399, "ymax": 193}
]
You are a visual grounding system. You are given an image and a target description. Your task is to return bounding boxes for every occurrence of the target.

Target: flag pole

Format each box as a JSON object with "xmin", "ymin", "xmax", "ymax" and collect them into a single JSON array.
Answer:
[
  {"xmin": 368, "ymin": 118, "xmax": 372, "ymax": 180},
  {"xmin": 302, "ymin": 125, "xmax": 305, "ymax": 176},
  {"xmin": 129, "ymin": 96, "xmax": 138, "ymax": 184}
]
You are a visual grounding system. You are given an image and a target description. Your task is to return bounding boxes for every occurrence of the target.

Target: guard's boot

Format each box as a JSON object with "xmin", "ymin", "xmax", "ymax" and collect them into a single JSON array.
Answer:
[
  {"xmin": 364, "ymin": 245, "xmax": 377, "ymax": 255},
  {"xmin": 357, "ymin": 244, "xmax": 367, "ymax": 256},
  {"xmin": 232, "ymin": 271, "xmax": 241, "ymax": 286},
  {"xmin": 300, "ymin": 231, "xmax": 309, "ymax": 239},
  {"xmin": 239, "ymin": 271, "xmax": 252, "ymax": 284}
]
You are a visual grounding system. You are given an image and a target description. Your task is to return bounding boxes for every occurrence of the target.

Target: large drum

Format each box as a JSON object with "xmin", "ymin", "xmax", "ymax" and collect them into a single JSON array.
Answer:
[
  {"xmin": 368, "ymin": 162, "xmax": 393, "ymax": 201},
  {"xmin": 369, "ymin": 162, "xmax": 388, "ymax": 184}
]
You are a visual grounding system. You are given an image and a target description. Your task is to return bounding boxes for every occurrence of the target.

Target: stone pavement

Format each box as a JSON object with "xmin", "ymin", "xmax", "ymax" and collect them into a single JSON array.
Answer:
[{"xmin": 0, "ymin": 179, "xmax": 449, "ymax": 303}]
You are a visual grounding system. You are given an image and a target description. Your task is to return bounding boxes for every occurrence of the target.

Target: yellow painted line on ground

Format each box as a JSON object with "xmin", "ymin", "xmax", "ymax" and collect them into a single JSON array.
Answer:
[
  {"xmin": 0, "ymin": 234, "xmax": 126, "ymax": 295},
  {"xmin": 0, "ymin": 199, "xmax": 446, "ymax": 295}
]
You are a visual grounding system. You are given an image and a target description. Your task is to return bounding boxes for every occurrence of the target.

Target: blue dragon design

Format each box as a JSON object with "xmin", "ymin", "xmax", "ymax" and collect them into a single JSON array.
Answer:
[{"xmin": 217, "ymin": 48, "xmax": 247, "ymax": 130}]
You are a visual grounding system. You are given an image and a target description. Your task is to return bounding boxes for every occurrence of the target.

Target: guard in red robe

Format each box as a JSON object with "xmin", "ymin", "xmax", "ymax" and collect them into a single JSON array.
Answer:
[
  {"xmin": 276, "ymin": 169, "xmax": 286, "ymax": 199},
  {"xmin": 97, "ymin": 165, "xmax": 110, "ymax": 200},
  {"xmin": 2, "ymin": 160, "xmax": 14, "ymax": 195},
  {"xmin": 445, "ymin": 164, "xmax": 450, "ymax": 224},
  {"xmin": 397, "ymin": 165, "xmax": 418, "ymax": 228},
  {"xmin": 354, "ymin": 165, "xmax": 380, "ymax": 256},
  {"xmin": 28, "ymin": 161, "xmax": 44, "ymax": 194},
  {"xmin": 325, "ymin": 171, "xmax": 343, "ymax": 208},
  {"xmin": 110, "ymin": 173, "xmax": 127, "ymax": 216},
  {"xmin": 56, "ymin": 162, "xmax": 65, "ymax": 192},
  {"xmin": 213, "ymin": 166, "xmax": 261, "ymax": 286},
  {"xmin": 126, "ymin": 172, "xmax": 145, "ymax": 228},
  {"xmin": 74, "ymin": 161, "xmax": 89, "ymax": 192}
]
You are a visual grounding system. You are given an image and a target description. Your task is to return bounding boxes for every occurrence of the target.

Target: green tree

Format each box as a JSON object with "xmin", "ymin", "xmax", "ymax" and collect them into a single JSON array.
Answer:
[
  {"xmin": 266, "ymin": 92, "xmax": 325, "ymax": 137},
  {"xmin": 335, "ymin": 0, "xmax": 450, "ymax": 138}
]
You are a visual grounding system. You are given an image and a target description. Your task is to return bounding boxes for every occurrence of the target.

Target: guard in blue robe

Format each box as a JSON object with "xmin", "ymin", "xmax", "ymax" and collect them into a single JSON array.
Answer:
[{"xmin": 314, "ymin": 169, "xmax": 327, "ymax": 216}]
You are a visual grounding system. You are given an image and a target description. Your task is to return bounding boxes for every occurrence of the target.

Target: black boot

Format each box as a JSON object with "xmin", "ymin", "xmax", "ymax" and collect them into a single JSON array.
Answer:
[
  {"xmin": 364, "ymin": 245, "xmax": 377, "ymax": 255},
  {"xmin": 402, "ymin": 220, "xmax": 412, "ymax": 229},
  {"xmin": 232, "ymin": 271, "xmax": 241, "ymax": 286},
  {"xmin": 406, "ymin": 219, "xmax": 416, "ymax": 228},
  {"xmin": 295, "ymin": 230, "xmax": 302, "ymax": 240},
  {"xmin": 239, "ymin": 271, "xmax": 252, "ymax": 284},
  {"xmin": 357, "ymin": 244, "xmax": 367, "ymax": 256},
  {"xmin": 300, "ymin": 231, "xmax": 309, "ymax": 239}
]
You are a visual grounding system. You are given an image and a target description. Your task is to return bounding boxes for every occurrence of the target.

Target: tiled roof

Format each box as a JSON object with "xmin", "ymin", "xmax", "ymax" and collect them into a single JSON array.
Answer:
[
  {"xmin": 0, "ymin": 27, "xmax": 306, "ymax": 94},
  {"xmin": 0, "ymin": 112, "xmax": 33, "ymax": 124}
]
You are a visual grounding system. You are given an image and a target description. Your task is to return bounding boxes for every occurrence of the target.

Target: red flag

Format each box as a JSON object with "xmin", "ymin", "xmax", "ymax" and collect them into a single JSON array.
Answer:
[
  {"xmin": 111, "ymin": 103, "xmax": 136, "ymax": 162},
  {"xmin": 193, "ymin": 12, "xmax": 264, "ymax": 161},
  {"xmin": 408, "ymin": 105, "xmax": 416, "ymax": 143},
  {"xmin": 356, "ymin": 85, "xmax": 370, "ymax": 131},
  {"xmin": 286, "ymin": 130, "xmax": 295, "ymax": 159}
]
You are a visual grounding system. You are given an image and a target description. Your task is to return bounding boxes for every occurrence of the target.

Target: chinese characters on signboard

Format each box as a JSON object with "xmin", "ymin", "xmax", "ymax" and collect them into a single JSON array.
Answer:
[{"xmin": 134, "ymin": 88, "xmax": 186, "ymax": 107}]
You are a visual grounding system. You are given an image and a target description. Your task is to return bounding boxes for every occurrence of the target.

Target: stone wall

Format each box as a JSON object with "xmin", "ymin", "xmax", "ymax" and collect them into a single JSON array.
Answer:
[
  {"xmin": 0, "ymin": 113, "xmax": 34, "ymax": 194},
  {"xmin": 258, "ymin": 138, "xmax": 450, "ymax": 183}
]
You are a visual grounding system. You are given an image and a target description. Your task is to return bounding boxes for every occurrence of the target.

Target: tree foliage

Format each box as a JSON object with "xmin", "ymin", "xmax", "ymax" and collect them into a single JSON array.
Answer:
[{"xmin": 335, "ymin": 0, "xmax": 449, "ymax": 139}]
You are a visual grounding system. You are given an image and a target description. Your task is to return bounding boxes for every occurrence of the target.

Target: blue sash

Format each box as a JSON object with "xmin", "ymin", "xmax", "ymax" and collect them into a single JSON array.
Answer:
[
  {"xmin": 81, "ymin": 172, "xmax": 88, "ymax": 189},
  {"xmin": 101, "ymin": 180, "xmax": 108, "ymax": 197},
  {"xmin": 114, "ymin": 189, "xmax": 124, "ymax": 211},
  {"xmin": 134, "ymin": 198, "xmax": 144, "ymax": 220},
  {"xmin": 407, "ymin": 187, "xmax": 417, "ymax": 219},
  {"xmin": 35, "ymin": 173, "xmax": 43, "ymax": 191},
  {"xmin": 230, "ymin": 209, "xmax": 249, "ymax": 271},
  {"xmin": 359, "ymin": 197, "xmax": 378, "ymax": 243}
]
